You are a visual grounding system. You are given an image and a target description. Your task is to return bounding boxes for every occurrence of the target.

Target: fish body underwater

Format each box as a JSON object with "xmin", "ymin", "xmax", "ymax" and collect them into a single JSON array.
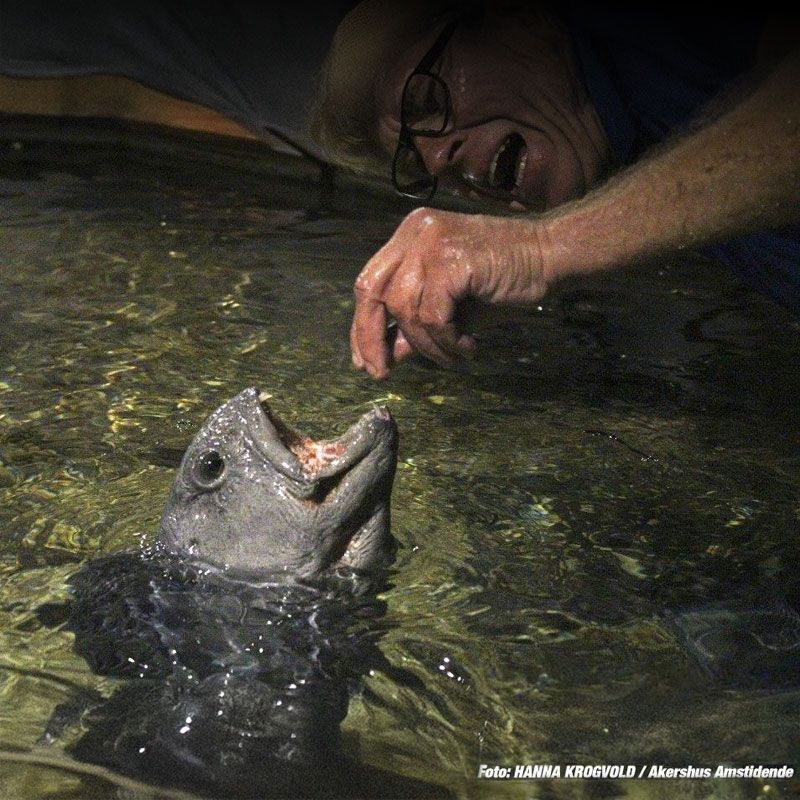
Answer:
[{"xmin": 43, "ymin": 389, "xmax": 446, "ymax": 798}]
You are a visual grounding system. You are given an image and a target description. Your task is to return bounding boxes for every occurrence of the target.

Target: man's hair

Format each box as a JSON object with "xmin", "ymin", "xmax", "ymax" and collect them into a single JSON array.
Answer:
[
  {"xmin": 309, "ymin": 0, "xmax": 462, "ymax": 178},
  {"xmin": 309, "ymin": 46, "xmax": 386, "ymax": 178}
]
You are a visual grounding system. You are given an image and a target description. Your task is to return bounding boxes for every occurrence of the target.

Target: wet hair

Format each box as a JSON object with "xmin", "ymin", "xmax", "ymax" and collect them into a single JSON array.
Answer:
[
  {"xmin": 309, "ymin": 51, "xmax": 385, "ymax": 177},
  {"xmin": 309, "ymin": 0, "xmax": 466, "ymax": 178}
]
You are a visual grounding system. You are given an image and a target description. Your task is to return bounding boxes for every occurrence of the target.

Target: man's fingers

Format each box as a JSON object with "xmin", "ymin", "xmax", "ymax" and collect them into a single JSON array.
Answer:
[
  {"xmin": 392, "ymin": 328, "xmax": 413, "ymax": 363},
  {"xmin": 350, "ymin": 317, "xmax": 364, "ymax": 369},
  {"xmin": 392, "ymin": 323, "xmax": 476, "ymax": 367},
  {"xmin": 351, "ymin": 208, "xmax": 510, "ymax": 378},
  {"xmin": 458, "ymin": 333, "xmax": 477, "ymax": 356},
  {"xmin": 422, "ymin": 321, "xmax": 476, "ymax": 360},
  {"xmin": 351, "ymin": 295, "xmax": 391, "ymax": 379},
  {"xmin": 395, "ymin": 321, "xmax": 460, "ymax": 369},
  {"xmin": 351, "ymin": 281, "xmax": 477, "ymax": 377}
]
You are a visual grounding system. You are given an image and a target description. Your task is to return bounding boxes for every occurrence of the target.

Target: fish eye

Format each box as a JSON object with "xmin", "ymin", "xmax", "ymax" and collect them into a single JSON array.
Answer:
[{"xmin": 192, "ymin": 450, "xmax": 225, "ymax": 489}]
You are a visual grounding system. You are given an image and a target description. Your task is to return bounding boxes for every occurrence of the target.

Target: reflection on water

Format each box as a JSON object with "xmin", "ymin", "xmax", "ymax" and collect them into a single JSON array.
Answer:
[{"xmin": 1, "ymin": 117, "xmax": 799, "ymax": 799}]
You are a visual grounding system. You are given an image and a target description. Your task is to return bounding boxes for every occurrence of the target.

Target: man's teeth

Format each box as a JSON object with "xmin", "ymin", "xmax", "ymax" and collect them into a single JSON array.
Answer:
[
  {"xmin": 488, "ymin": 140, "xmax": 506, "ymax": 186},
  {"xmin": 487, "ymin": 133, "xmax": 527, "ymax": 191},
  {"xmin": 515, "ymin": 151, "xmax": 527, "ymax": 188}
]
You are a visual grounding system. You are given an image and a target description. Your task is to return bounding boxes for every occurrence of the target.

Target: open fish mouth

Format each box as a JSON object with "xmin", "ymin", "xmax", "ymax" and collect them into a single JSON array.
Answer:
[
  {"xmin": 487, "ymin": 132, "xmax": 527, "ymax": 192},
  {"xmin": 160, "ymin": 386, "xmax": 398, "ymax": 579},
  {"xmin": 252, "ymin": 390, "xmax": 396, "ymax": 503}
]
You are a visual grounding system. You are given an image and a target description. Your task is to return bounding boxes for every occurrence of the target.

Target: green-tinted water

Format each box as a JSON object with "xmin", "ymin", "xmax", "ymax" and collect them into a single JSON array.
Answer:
[{"xmin": 1, "ymin": 117, "xmax": 799, "ymax": 799}]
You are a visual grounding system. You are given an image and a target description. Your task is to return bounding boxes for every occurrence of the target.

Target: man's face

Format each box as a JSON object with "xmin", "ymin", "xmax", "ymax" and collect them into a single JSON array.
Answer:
[{"xmin": 373, "ymin": 7, "xmax": 612, "ymax": 211}]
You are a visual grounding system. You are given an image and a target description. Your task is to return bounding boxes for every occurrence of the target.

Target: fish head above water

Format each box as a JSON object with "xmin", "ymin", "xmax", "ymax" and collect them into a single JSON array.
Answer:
[{"xmin": 159, "ymin": 387, "xmax": 398, "ymax": 580}]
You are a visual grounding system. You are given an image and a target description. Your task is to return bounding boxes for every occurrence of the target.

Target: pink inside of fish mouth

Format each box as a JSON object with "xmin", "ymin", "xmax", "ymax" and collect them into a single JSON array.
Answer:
[
  {"xmin": 287, "ymin": 437, "xmax": 347, "ymax": 477},
  {"xmin": 263, "ymin": 408, "xmax": 351, "ymax": 504},
  {"xmin": 258, "ymin": 393, "xmax": 353, "ymax": 483},
  {"xmin": 282, "ymin": 431, "xmax": 352, "ymax": 506}
]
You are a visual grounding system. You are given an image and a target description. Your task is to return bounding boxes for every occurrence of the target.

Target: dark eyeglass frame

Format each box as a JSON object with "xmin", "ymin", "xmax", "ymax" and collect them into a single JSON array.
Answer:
[{"xmin": 391, "ymin": 15, "xmax": 461, "ymax": 201}]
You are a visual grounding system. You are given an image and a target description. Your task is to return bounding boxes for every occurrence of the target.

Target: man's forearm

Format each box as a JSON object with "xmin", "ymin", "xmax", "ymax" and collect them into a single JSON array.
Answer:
[{"xmin": 538, "ymin": 50, "xmax": 800, "ymax": 282}]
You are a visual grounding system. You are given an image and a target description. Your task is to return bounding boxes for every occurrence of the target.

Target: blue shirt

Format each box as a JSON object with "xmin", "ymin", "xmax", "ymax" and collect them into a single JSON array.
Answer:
[{"xmin": 561, "ymin": 5, "xmax": 800, "ymax": 312}]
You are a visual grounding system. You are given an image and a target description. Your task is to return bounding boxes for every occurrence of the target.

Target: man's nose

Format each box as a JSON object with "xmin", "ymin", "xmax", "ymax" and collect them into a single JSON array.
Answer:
[{"xmin": 415, "ymin": 134, "xmax": 465, "ymax": 176}]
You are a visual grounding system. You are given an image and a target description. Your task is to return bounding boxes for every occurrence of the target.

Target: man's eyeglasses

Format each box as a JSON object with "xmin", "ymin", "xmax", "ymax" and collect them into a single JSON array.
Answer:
[{"xmin": 391, "ymin": 16, "xmax": 460, "ymax": 201}]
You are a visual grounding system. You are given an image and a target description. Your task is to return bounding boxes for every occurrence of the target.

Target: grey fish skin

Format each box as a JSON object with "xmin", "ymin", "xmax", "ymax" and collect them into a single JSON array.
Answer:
[
  {"xmin": 38, "ymin": 392, "xmax": 447, "ymax": 799},
  {"xmin": 159, "ymin": 387, "xmax": 398, "ymax": 581},
  {"xmin": 64, "ymin": 551, "xmax": 429, "ymax": 799}
]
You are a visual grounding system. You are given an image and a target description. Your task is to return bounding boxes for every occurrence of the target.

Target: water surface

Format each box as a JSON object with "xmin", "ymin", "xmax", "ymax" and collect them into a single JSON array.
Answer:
[{"xmin": 1, "ymin": 117, "xmax": 799, "ymax": 799}]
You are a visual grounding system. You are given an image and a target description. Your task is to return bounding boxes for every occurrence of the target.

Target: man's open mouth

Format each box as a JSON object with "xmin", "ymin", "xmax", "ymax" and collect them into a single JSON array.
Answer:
[{"xmin": 487, "ymin": 132, "xmax": 527, "ymax": 192}]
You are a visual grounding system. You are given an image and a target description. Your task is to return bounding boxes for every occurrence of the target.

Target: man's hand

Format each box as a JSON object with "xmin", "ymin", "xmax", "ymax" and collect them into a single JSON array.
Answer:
[{"xmin": 350, "ymin": 208, "xmax": 550, "ymax": 379}]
